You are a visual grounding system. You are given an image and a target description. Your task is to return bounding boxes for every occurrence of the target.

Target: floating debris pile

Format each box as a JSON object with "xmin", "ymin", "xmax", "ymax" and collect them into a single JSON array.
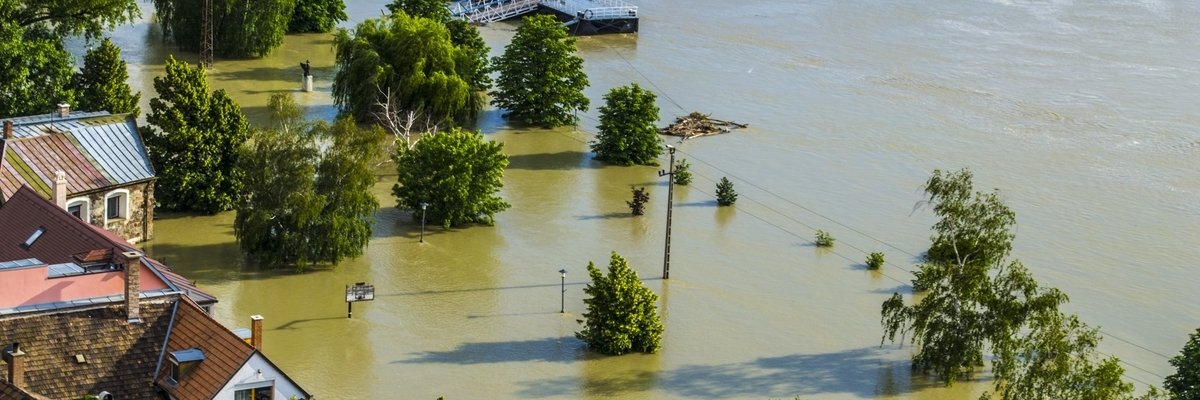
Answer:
[{"xmin": 658, "ymin": 112, "xmax": 748, "ymax": 140}]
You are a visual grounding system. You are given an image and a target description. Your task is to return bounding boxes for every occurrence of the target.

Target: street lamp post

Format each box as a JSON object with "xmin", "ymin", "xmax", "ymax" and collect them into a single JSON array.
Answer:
[
  {"xmin": 419, "ymin": 202, "xmax": 428, "ymax": 243},
  {"xmin": 559, "ymin": 269, "xmax": 567, "ymax": 313},
  {"xmin": 656, "ymin": 145, "xmax": 677, "ymax": 279}
]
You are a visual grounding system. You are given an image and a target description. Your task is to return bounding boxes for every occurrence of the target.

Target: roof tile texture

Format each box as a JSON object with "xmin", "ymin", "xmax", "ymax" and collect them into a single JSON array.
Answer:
[
  {"xmin": 0, "ymin": 301, "xmax": 174, "ymax": 399},
  {"xmin": 158, "ymin": 299, "xmax": 255, "ymax": 400}
]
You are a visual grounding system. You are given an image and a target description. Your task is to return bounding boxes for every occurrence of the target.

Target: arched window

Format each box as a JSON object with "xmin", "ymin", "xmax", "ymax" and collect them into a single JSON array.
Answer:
[
  {"xmin": 66, "ymin": 197, "xmax": 91, "ymax": 223},
  {"xmin": 104, "ymin": 189, "xmax": 129, "ymax": 223}
]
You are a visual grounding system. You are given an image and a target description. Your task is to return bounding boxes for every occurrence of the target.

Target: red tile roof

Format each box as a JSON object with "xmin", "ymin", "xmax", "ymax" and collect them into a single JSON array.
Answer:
[
  {"xmin": 0, "ymin": 186, "xmax": 215, "ymax": 308},
  {"xmin": 157, "ymin": 298, "xmax": 256, "ymax": 400}
]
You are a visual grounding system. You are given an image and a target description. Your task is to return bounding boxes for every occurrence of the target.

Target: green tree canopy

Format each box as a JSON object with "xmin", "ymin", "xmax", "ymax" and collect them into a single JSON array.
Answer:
[
  {"xmin": 391, "ymin": 128, "xmax": 510, "ymax": 227},
  {"xmin": 0, "ymin": 22, "xmax": 74, "ymax": 116},
  {"xmin": 491, "ymin": 14, "xmax": 589, "ymax": 128},
  {"xmin": 74, "ymin": 37, "xmax": 141, "ymax": 117},
  {"xmin": 591, "ymin": 83, "xmax": 661, "ymax": 165},
  {"xmin": 1167, "ymin": 327, "xmax": 1200, "ymax": 399},
  {"xmin": 984, "ymin": 310, "xmax": 1135, "ymax": 400},
  {"xmin": 576, "ymin": 251, "xmax": 664, "ymax": 355},
  {"xmin": 1, "ymin": 0, "xmax": 140, "ymax": 38},
  {"xmin": 153, "ymin": 0, "xmax": 295, "ymax": 58},
  {"xmin": 236, "ymin": 93, "xmax": 382, "ymax": 268},
  {"xmin": 881, "ymin": 169, "xmax": 1067, "ymax": 385},
  {"xmin": 145, "ymin": 55, "xmax": 250, "ymax": 214},
  {"xmin": 288, "ymin": 0, "xmax": 347, "ymax": 33},
  {"xmin": 333, "ymin": 12, "xmax": 481, "ymax": 125},
  {"xmin": 385, "ymin": 0, "xmax": 451, "ymax": 21}
]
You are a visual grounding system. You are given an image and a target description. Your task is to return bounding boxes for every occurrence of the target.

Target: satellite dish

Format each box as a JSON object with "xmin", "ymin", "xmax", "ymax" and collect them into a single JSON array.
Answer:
[{"xmin": 97, "ymin": 391, "xmax": 114, "ymax": 400}]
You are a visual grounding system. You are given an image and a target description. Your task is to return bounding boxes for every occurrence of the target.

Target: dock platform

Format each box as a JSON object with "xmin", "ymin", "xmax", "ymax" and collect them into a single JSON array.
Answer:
[{"xmin": 450, "ymin": 0, "xmax": 638, "ymax": 35}]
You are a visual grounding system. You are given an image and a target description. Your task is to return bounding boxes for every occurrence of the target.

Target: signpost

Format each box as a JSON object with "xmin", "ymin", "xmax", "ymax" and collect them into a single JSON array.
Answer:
[{"xmin": 345, "ymin": 282, "xmax": 375, "ymax": 318}]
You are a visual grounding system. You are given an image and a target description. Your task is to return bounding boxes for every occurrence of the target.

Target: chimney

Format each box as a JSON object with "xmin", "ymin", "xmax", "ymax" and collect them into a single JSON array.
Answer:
[
  {"xmin": 3, "ymin": 342, "xmax": 24, "ymax": 388},
  {"xmin": 3, "ymin": 120, "xmax": 11, "ymax": 140},
  {"xmin": 57, "ymin": 103, "xmax": 70, "ymax": 118},
  {"xmin": 53, "ymin": 171, "xmax": 67, "ymax": 209},
  {"xmin": 250, "ymin": 315, "xmax": 263, "ymax": 351},
  {"xmin": 121, "ymin": 251, "xmax": 143, "ymax": 323}
]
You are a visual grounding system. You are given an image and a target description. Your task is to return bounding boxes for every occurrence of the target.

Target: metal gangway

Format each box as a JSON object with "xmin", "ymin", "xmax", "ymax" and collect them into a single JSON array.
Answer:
[
  {"xmin": 450, "ymin": 0, "xmax": 637, "ymax": 25},
  {"xmin": 451, "ymin": 0, "xmax": 541, "ymax": 24}
]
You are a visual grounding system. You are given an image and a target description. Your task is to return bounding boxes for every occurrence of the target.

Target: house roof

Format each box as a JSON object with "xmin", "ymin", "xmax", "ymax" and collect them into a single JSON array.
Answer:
[
  {"xmin": 5, "ymin": 111, "xmax": 111, "ymax": 138},
  {"xmin": 156, "ymin": 298, "xmax": 256, "ymax": 400},
  {"xmin": 0, "ymin": 296, "xmax": 310, "ymax": 400},
  {"xmin": 0, "ymin": 112, "xmax": 155, "ymax": 199},
  {"xmin": 0, "ymin": 299, "xmax": 176, "ymax": 399},
  {"xmin": 0, "ymin": 379, "xmax": 47, "ymax": 400},
  {"xmin": 0, "ymin": 186, "xmax": 216, "ymax": 309}
]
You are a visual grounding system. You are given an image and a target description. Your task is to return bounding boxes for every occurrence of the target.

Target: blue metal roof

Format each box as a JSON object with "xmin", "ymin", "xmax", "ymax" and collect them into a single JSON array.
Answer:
[
  {"xmin": 46, "ymin": 262, "xmax": 86, "ymax": 277},
  {"xmin": 7, "ymin": 111, "xmax": 112, "ymax": 139},
  {"xmin": 170, "ymin": 348, "xmax": 206, "ymax": 363},
  {"xmin": 67, "ymin": 118, "xmax": 156, "ymax": 185}
]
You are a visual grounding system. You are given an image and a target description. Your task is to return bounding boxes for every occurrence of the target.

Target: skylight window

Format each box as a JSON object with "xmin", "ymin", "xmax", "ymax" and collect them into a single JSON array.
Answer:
[{"xmin": 21, "ymin": 227, "xmax": 45, "ymax": 248}]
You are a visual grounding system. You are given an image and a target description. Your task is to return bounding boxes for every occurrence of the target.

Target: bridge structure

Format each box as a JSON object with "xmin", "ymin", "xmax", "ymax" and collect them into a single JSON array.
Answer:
[{"xmin": 449, "ymin": 0, "xmax": 638, "ymax": 35}]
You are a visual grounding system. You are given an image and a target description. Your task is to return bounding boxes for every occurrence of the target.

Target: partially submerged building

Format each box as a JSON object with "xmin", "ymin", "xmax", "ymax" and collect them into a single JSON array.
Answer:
[
  {"xmin": 0, "ymin": 186, "xmax": 312, "ymax": 399},
  {"xmin": 0, "ymin": 105, "xmax": 156, "ymax": 243}
]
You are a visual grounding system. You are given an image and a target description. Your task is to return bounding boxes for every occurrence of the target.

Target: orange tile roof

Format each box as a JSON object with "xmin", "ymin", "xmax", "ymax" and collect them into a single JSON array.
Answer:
[{"xmin": 157, "ymin": 298, "xmax": 256, "ymax": 400}]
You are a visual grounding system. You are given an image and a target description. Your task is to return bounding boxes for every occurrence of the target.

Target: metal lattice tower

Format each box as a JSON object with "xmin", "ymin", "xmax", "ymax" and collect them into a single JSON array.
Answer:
[{"xmin": 200, "ymin": 0, "xmax": 214, "ymax": 68}]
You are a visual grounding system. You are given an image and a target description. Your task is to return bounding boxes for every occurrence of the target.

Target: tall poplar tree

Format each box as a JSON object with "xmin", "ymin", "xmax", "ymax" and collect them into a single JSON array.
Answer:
[
  {"xmin": 145, "ymin": 56, "xmax": 250, "ymax": 214},
  {"xmin": 491, "ymin": 14, "xmax": 589, "ymax": 128},
  {"xmin": 74, "ymin": 38, "xmax": 141, "ymax": 117}
]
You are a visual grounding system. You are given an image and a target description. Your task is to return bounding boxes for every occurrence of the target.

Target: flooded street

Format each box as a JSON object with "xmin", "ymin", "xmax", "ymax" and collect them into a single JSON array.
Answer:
[{"xmin": 106, "ymin": 0, "xmax": 1200, "ymax": 398}]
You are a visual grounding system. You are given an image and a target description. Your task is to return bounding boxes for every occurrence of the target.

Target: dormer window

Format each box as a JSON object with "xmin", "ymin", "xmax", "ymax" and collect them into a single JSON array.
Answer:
[
  {"xmin": 21, "ymin": 227, "xmax": 45, "ymax": 249},
  {"xmin": 168, "ymin": 348, "xmax": 205, "ymax": 384}
]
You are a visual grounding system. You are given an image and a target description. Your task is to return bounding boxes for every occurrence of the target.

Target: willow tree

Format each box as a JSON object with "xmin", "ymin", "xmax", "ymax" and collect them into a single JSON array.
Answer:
[
  {"xmin": 491, "ymin": 14, "xmax": 589, "ymax": 128},
  {"xmin": 592, "ymin": 83, "xmax": 661, "ymax": 165},
  {"xmin": 153, "ymin": 0, "xmax": 295, "ymax": 57},
  {"xmin": 237, "ymin": 94, "xmax": 381, "ymax": 268},
  {"xmin": 333, "ymin": 12, "xmax": 480, "ymax": 125},
  {"xmin": 74, "ymin": 37, "xmax": 141, "ymax": 117}
]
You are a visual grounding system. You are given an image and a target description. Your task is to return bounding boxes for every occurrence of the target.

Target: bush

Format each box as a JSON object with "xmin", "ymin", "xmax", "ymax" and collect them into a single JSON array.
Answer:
[
  {"xmin": 815, "ymin": 230, "xmax": 835, "ymax": 247},
  {"xmin": 715, "ymin": 177, "xmax": 737, "ymax": 206},
  {"xmin": 673, "ymin": 159, "xmax": 693, "ymax": 186},
  {"xmin": 628, "ymin": 187, "xmax": 649, "ymax": 215},
  {"xmin": 866, "ymin": 252, "xmax": 885, "ymax": 270}
]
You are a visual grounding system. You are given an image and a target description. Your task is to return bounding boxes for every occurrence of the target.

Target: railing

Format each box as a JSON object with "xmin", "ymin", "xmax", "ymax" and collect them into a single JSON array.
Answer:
[
  {"xmin": 575, "ymin": 6, "xmax": 637, "ymax": 20},
  {"xmin": 449, "ymin": 0, "xmax": 639, "ymax": 24},
  {"xmin": 452, "ymin": 0, "xmax": 540, "ymax": 24}
]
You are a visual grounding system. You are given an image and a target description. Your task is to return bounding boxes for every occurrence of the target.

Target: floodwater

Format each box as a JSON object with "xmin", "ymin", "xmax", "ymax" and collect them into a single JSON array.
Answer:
[{"xmin": 92, "ymin": 0, "xmax": 1200, "ymax": 398}]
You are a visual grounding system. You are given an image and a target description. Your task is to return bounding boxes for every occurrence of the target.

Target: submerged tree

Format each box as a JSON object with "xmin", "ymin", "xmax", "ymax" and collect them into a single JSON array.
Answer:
[
  {"xmin": 715, "ymin": 177, "xmax": 737, "ymax": 206},
  {"xmin": 880, "ymin": 169, "xmax": 1067, "ymax": 385},
  {"xmin": 592, "ymin": 83, "xmax": 662, "ymax": 165},
  {"xmin": 1167, "ymin": 327, "xmax": 1200, "ymax": 400},
  {"xmin": 288, "ymin": 0, "xmax": 347, "ymax": 33},
  {"xmin": 153, "ymin": 0, "xmax": 295, "ymax": 57},
  {"xmin": 74, "ymin": 37, "xmax": 141, "ymax": 117},
  {"xmin": 236, "ymin": 93, "xmax": 381, "ymax": 268},
  {"xmin": 333, "ymin": 12, "xmax": 480, "ymax": 125},
  {"xmin": 627, "ymin": 187, "xmax": 649, "ymax": 215},
  {"xmin": 392, "ymin": 128, "xmax": 510, "ymax": 227},
  {"xmin": 491, "ymin": 14, "xmax": 589, "ymax": 128},
  {"xmin": 576, "ymin": 251, "xmax": 664, "ymax": 355},
  {"xmin": 672, "ymin": 159, "xmax": 693, "ymax": 186},
  {"xmin": 145, "ymin": 56, "xmax": 250, "ymax": 213}
]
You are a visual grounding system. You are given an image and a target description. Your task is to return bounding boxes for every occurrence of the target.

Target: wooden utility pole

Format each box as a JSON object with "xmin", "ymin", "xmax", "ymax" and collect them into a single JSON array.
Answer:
[
  {"xmin": 200, "ymin": 0, "xmax": 214, "ymax": 68},
  {"xmin": 657, "ymin": 145, "xmax": 676, "ymax": 279}
]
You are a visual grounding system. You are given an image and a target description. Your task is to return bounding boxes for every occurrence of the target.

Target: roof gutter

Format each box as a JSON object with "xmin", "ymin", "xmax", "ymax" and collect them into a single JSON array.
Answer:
[{"xmin": 153, "ymin": 298, "xmax": 181, "ymax": 380}]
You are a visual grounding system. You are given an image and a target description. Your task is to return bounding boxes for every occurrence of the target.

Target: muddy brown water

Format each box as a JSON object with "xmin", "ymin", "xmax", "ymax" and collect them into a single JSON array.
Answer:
[{"xmin": 81, "ymin": 0, "xmax": 1200, "ymax": 398}]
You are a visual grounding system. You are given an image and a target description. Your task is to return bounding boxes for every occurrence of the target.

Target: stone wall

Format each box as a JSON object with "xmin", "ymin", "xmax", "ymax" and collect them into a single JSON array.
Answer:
[{"xmin": 81, "ymin": 181, "xmax": 155, "ymax": 244}]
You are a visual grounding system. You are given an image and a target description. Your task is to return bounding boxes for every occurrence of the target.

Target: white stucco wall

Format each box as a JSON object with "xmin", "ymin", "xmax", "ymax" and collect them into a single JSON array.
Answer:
[{"xmin": 214, "ymin": 353, "xmax": 308, "ymax": 400}]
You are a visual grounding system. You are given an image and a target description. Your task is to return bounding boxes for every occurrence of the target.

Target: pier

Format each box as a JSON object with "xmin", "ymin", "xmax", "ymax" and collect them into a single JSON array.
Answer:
[{"xmin": 449, "ymin": 0, "xmax": 638, "ymax": 35}]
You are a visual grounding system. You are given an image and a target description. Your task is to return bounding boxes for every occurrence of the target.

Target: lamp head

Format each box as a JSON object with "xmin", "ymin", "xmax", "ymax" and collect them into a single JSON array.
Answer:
[
  {"xmin": 559, "ymin": 269, "xmax": 567, "ymax": 278},
  {"xmin": 420, "ymin": 202, "xmax": 428, "ymax": 210}
]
